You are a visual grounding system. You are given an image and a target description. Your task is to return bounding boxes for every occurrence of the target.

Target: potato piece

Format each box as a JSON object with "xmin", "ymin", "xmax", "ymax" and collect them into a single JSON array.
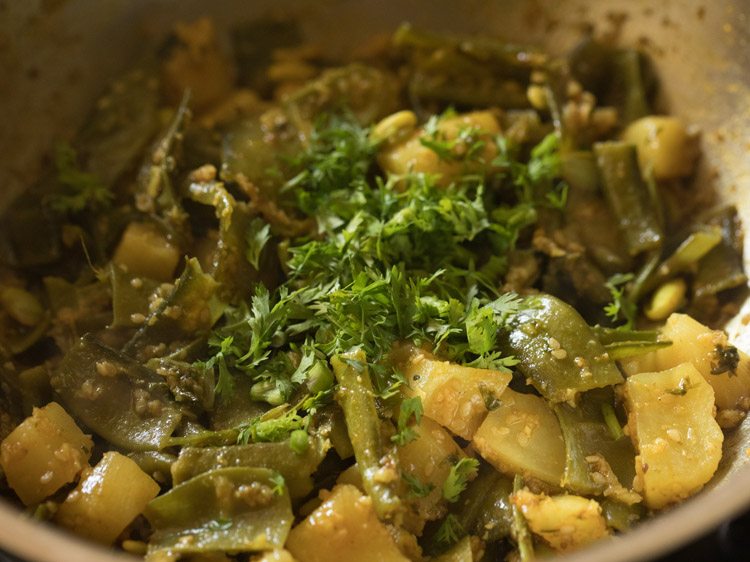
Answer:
[
  {"xmin": 0, "ymin": 402, "xmax": 92, "ymax": 505},
  {"xmin": 622, "ymin": 116, "xmax": 699, "ymax": 180},
  {"xmin": 472, "ymin": 388, "xmax": 565, "ymax": 486},
  {"xmin": 624, "ymin": 363, "xmax": 723, "ymax": 509},
  {"xmin": 395, "ymin": 345, "xmax": 511, "ymax": 439},
  {"xmin": 286, "ymin": 485, "xmax": 409, "ymax": 562},
  {"xmin": 378, "ymin": 111, "xmax": 500, "ymax": 186},
  {"xmin": 511, "ymin": 489, "xmax": 609, "ymax": 552},
  {"xmin": 399, "ymin": 416, "xmax": 465, "ymax": 521},
  {"xmin": 620, "ymin": 313, "xmax": 750, "ymax": 411},
  {"xmin": 55, "ymin": 451, "xmax": 160, "ymax": 544},
  {"xmin": 113, "ymin": 222, "xmax": 180, "ymax": 282},
  {"xmin": 161, "ymin": 18, "xmax": 236, "ymax": 111}
]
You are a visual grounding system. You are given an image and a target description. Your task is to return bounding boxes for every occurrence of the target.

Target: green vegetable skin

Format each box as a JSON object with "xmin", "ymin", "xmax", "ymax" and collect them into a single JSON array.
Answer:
[
  {"xmin": 332, "ymin": 351, "xmax": 402, "ymax": 519},
  {"xmin": 594, "ymin": 141, "xmax": 663, "ymax": 256},
  {"xmin": 145, "ymin": 467, "xmax": 293, "ymax": 555},
  {"xmin": 53, "ymin": 334, "xmax": 183, "ymax": 451},
  {"xmin": 502, "ymin": 294, "xmax": 623, "ymax": 402},
  {"xmin": 171, "ymin": 440, "xmax": 325, "ymax": 499},
  {"xmin": 553, "ymin": 388, "xmax": 636, "ymax": 495}
]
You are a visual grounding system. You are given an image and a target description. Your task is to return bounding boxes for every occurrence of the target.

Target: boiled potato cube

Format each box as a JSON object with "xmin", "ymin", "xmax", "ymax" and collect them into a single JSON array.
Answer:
[
  {"xmin": 399, "ymin": 416, "xmax": 465, "ymax": 521},
  {"xmin": 621, "ymin": 313, "xmax": 750, "ymax": 411},
  {"xmin": 622, "ymin": 116, "xmax": 699, "ymax": 180},
  {"xmin": 0, "ymin": 402, "xmax": 92, "ymax": 505},
  {"xmin": 472, "ymin": 388, "xmax": 565, "ymax": 486},
  {"xmin": 55, "ymin": 451, "xmax": 160, "ymax": 544},
  {"xmin": 113, "ymin": 222, "xmax": 180, "ymax": 282},
  {"xmin": 512, "ymin": 489, "xmax": 609, "ymax": 552},
  {"xmin": 396, "ymin": 345, "xmax": 511, "ymax": 439},
  {"xmin": 286, "ymin": 484, "xmax": 409, "ymax": 562},
  {"xmin": 378, "ymin": 111, "xmax": 500, "ymax": 187},
  {"xmin": 624, "ymin": 363, "xmax": 723, "ymax": 509}
]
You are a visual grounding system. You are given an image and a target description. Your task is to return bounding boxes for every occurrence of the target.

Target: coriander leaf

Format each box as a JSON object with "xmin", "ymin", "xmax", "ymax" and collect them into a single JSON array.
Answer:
[
  {"xmin": 604, "ymin": 273, "xmax": 636, "ymax": 329},
  {"xmin": 245, "ymin": 217, "xmax": 271, "ymax": 269},
  {"xmin": 403, "ymin": 473, "xmax": 435, "ymax": 498},
  {"xmin": 48, "ymin": 142, "xmax": 112, "ymax": 214},
  {"xmin": 443, "ymin": 457, "xmax": 479, "ymax": 503},
  {"xmin": 237, "ymin": 410, "xmax": 304, "ymax": 445},
  {"xmin": 435, "ymin": 513, "xmax": 464, "ymax": 547},
  {"xmin": 290, "ymin": 344, "xmax": 317, "ymax": 385},
  {"xmin": 269, "ymin": 472, "xmax": 286, "ymax": 496},
  {"xmin": 392, "ymin": 396, "xmax": 423, "ymax": 446},
  {"xmin": 465, "ymin": 301, "xmax": 496, "ymax": 355}
]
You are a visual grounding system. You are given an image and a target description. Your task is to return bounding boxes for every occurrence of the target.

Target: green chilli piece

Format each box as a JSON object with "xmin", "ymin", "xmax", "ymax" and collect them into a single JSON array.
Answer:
[
  {"xmin": 594, "ymin": 141, "xmax": 663, "ymax": 256},
  {"xmin": 144, "ymin": 467, "xmax": 293, "ymax": 557},
  {"xmin": 332, "ymin": 350, "xmax": 402, "ymax": 519},
  {"xmin": 53, "ymin": 334, "xmax": 182, "ymax": 451},
  {"xmin": 502, "ymin": 294, "xmax": 623, "ymax": 402}
]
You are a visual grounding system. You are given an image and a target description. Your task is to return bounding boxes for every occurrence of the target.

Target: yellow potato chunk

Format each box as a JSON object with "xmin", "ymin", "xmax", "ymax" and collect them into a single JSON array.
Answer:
[
  {"xmin": 55, "ymin": 451, "xmax": 160, "ymax": 544},
  {"xmin": 512, "ymin": 489, "xmax": 609, "ymax": 552},
  {"xmin": 398, "ymin": 416, "xmax": 465, "ymax": 521},
  {"xmin": 113, "ymin": 222, "xmax": 181, "ymax": 282},
  {"xmin": 161, "ymin": 17, "xmax": 236, "ymax": 111},
  {"xmin": 624, "ymin": 363, "xmax": 723, "ymax": 509},
  {"xmin": 395, "ymin": 345, "xmax": 511, "ymax": 439},
  {"xmin": 621, "ymin": 313, "xmax": 750, "ymax": 411},
  {"xmin": 472, "ymin": 388, "xmax": 565, "ymax": 486},
  {"xmin": 378, "ymin": 111, "xmax": 500, "ymax": 186},
  {"xmin": 622, "ymin": 116, "xmax": 699, "ymax": 180},
  {"xmin": 0, "ymin": 402, "xmax": 92, "ymax": 505},
  {"xmin": 286, "ymin": 485, "xmax": 409, "ymax": 562}
]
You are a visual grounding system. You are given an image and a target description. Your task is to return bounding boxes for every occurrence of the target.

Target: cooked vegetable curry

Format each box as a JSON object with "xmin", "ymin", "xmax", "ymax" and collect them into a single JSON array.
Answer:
[{"xmin": 0, "ymin": 17, "xmax": 748, "ymax": 562}]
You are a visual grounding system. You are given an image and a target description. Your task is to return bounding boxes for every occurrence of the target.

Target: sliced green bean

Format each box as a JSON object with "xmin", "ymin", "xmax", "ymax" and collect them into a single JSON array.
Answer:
[
  {"xmin": 511, "ymin": 475, "xmax": 535, "ymax": 562},
  {"xmin": 332, "ymin": 350, "xmax": 402, "ymax": 519},
  {"xmin": 145, "ymin": 467, "xmax": 293, "ymax": 556},
  {"xmin": 187, "ymin": 179, "xmax": 270, "ymax": 302},
  {"xmin": 452, "ymin": 462, "xmax": 513, "ymax": 543},
  {"xmin": 592, "ymin": 326, "xmax": 672, "ymax": 360},
  {"xmin": 694, "ymin": 206, "xmax": 748, "ymax": 298},
  {"xmin": 502, "ymin": 294, "xmax": 623, "ymax": 402},
  {"xmin": 123, "ymin": 258, "xmax": 226, "ymax": 356},
  {"xmin": 53, "ymin": 334, "xmax": 183, "ymax": 451},
  {"xmin": 594, "ymin": 141, "xmax": 663, "ymax": 256},
  {"xmin": 171, "ymin": 439, "xmax": 326, "ymax": 499},
  {"xmin": 553, "ymin": 388, "xmax": 636, "ymax": 496},
  {"xmin": 601, "ymin": 498, "xmax": 645, "ymax": 532}
]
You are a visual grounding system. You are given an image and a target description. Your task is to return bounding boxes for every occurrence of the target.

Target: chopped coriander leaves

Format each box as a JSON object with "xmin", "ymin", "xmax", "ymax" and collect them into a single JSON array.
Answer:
[
  {"xmin": 604, "ymin": 273, "xmax": 637, "ymax": 329},
  {"xmin": 391, "ymin": 397, "xmax": 423, "ymax": 446},
  {"xmin": 403, "ymin": 473, "xmax": 435, "ymax": 498},
  {"xmin": 435, "ymin": 513, "xmax": 464, "ymax": 547},
  {"xmin": 48, "ymin": 142, "xmax": 112, "ymax": 214},
  {"xmin": 269, "ymin": 472, "xmax": 286, "ymax": 496},
  {"xmin": 443, "ymin": 457, "xmax": 479, "ymax": 503}
]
